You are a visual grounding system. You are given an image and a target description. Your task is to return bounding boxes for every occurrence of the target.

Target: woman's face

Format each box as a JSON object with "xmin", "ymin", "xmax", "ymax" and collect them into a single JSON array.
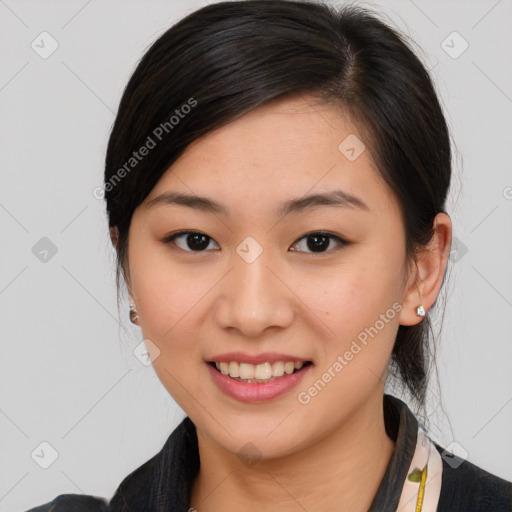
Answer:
[{"xmin": 126, "ymin": 95, "xmax": 416, "ymax": 459}]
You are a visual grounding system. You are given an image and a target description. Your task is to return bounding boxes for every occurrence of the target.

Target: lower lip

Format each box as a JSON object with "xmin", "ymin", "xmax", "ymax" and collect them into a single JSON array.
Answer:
[{"xmin": 206, "ymin": 362, "xmax": 312, "ymax": 403}]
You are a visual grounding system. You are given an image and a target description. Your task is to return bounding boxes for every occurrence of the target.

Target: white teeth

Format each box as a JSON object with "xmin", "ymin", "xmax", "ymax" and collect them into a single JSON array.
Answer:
[
  {"xmin": 239, "ymin": 363, "xmax": 255, "ymax": 380},
  {"xmin": 284, "ymin": 362, "xmax": 295, "ymax": 375},
  {"xmin": 254, "ymin": 362, "xmax": 272, "ymax": 380},
  {"xmin": 228, "ymin": 361, "xmax": 240, "ymax": 378},
  {"xmin": 213, "ymin": 360, "xmax": 307, "ymax": 381},
  {"xmin": 272, "ymin": 361, "xmax": 285, "ymax": 377}
]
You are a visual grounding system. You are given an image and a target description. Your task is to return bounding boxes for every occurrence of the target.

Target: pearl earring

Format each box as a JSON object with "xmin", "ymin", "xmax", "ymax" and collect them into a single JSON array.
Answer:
[{"xmin": 129, "ymin": 303, "xmax": 139, "ymax": 324}]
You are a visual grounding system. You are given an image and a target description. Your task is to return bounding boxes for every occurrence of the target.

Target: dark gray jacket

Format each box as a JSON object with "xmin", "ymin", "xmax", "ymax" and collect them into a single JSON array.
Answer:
[{"xmin": 25, "ymin": 394, "xmax": 512, "ymax": 511}]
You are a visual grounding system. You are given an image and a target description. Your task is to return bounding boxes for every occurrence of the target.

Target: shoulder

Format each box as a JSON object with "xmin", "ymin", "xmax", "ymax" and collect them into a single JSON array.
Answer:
[
  {"xmin": 24, "ymin": 493, "xmax": 110, "ymax": 512},
  {"xmin": 435, "ymin": 442, "xmax": 512, "ymax": 512}
]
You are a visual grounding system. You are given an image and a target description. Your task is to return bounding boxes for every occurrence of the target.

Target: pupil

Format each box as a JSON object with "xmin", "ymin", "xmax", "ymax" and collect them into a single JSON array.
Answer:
[
  {"xmin": 307, "ymin": 234, "xmax": 329, "ymax": 252},
  {"xmin": 188, "ymin": 233, "xmax": 209, "ymax": 251}
]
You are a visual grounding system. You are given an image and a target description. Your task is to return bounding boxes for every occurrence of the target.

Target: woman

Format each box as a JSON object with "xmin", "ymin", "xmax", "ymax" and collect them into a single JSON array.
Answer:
[{"xmin": 26, "ymin": 1, "xmax": 512, "ymax": 511}]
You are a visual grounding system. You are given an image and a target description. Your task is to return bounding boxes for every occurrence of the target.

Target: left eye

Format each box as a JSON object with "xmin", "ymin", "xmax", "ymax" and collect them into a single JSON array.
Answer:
[
  {"xmin": 162, "ymin": 231, "xmax": 348, "ymax": 254},
  {"xmin": 290, "ymin": 232, "xmax": 347, "ymax": 254}
]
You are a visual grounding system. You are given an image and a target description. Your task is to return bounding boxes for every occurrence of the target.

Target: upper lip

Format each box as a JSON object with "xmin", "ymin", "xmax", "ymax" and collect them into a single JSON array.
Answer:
[{"xmin": 207, "ymin": 352, "xmax": 312, "ymax": 365}]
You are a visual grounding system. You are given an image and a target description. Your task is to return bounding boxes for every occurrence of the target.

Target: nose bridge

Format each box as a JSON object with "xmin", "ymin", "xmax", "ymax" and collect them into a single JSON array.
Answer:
[
  {"xmin": 218, "ymin": 235, "xmax": 293, "ymax": 335},
  {"xmin": 234, "ymin": 235, "xmax": 277, "ymax": 307},
  {"xmin": 237, "ymin": 245, "xmax": 272, "ymax": 292}
]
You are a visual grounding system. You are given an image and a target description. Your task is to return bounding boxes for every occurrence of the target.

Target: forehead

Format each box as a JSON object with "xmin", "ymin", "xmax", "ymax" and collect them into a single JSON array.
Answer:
[{"xmin": 142, "ymin": 95, "xmax": 398, "ymax": 220}]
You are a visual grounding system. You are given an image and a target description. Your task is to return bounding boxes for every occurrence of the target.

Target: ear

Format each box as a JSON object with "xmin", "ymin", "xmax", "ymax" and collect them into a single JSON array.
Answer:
[
  {"xmin": 110, "ymin": 226, "xmax": 119, "ymax": 248},
  {"xmin": 398, "ymin": 213, "xmax": 452, "ymax": 326}
]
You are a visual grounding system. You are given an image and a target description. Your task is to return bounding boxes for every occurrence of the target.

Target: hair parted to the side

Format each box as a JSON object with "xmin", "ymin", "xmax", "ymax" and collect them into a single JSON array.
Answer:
[{"xmin": 104, "ymin": 0, "xmax": 452, "ymax": 416}]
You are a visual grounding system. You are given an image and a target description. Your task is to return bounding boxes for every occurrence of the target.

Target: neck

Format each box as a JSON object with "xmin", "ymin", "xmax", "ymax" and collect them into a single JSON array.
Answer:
[{"xmin": 189, "ymin": 391, "xmax": 396, "ymax": 512}]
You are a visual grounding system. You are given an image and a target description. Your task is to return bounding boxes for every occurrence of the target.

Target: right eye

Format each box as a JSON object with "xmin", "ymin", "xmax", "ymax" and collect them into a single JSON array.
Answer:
[{"xmin": 162, "ymin": 231, "xmax": 220, "ymax": 252}]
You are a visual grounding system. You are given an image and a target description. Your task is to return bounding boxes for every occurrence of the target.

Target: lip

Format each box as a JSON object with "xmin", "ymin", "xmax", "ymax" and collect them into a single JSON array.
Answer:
[
  {"xmin": 206, "ymin": 361, "xmax": 313, "ymax": 403},
  {"xmin": 207, "ymin": 352, "xmax": 311, "ymax": 365}
]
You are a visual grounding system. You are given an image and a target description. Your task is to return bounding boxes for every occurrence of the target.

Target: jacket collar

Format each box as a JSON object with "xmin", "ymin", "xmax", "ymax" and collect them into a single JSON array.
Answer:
[
  {"xmin": 110, "ymin": 394, "xmax": 418, "ymax": 511},
  {"xmin": 369, "ymin": 394, "xmax": 419, "ymax": 510}
]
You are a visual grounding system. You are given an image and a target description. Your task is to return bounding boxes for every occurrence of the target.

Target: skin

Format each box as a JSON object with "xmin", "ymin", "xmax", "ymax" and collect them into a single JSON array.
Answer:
[{"xmin": 110, "ymin": 95, "xmax": 452, "ymax": 511}]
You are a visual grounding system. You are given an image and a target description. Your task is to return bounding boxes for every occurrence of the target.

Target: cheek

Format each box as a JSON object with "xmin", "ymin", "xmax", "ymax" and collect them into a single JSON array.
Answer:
[
  {"xmin": 130, "ymin": 251, "xmax": 189, "ymax": 345},
  {"xmin": 298, "ymin": 258, "xmax": 401, "ymax": 359},
  {"xmin": 129, "ymin": 236, "xmax": 202, "ymax": 335},
  {"xmin": 134, "ymin": 267, "xmax": 206, "ymax": 408},
  {"xmin": 297, "ymin": 263, "xmax": 379, "ymax": 329}
]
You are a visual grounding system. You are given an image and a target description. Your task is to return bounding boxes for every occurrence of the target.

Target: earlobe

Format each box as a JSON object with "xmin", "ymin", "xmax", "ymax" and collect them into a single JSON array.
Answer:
[{"xmin": 398, "ymin": 213, "xmax": 452, "ymax": 326}]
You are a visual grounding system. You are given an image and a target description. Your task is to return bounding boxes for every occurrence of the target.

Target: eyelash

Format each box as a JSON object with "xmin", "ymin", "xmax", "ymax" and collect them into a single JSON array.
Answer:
[{"xmin": 161, "ymin": 230, "xmax": 350, "ymax": 255}]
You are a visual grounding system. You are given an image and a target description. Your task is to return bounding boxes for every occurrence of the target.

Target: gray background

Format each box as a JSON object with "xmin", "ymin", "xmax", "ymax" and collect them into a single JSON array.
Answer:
[{"xmin": 1, "ymin": 0, "xmax": 511, "ymax": 510}]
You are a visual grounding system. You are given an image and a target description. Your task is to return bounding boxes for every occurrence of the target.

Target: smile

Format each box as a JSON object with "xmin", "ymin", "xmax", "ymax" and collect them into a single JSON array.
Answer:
[
  {"xmin": 209, "ymin": 360, "xmax": 312, "ymax": 383},
  {"xmin": 206, "ymin": 360, "xmax": 313, "ymax": 402}
]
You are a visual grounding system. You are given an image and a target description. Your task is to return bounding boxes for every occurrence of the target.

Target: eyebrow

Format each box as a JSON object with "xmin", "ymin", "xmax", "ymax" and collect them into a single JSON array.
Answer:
[{"xmin": 144, "ymin": 190, "xmax": 370, "ymax": 217}]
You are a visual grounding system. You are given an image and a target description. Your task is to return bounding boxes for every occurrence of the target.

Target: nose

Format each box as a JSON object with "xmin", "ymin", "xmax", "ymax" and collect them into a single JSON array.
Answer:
[{"xmin": 214, "ymin": 248, "xmax": 294, "ymax": 337}]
